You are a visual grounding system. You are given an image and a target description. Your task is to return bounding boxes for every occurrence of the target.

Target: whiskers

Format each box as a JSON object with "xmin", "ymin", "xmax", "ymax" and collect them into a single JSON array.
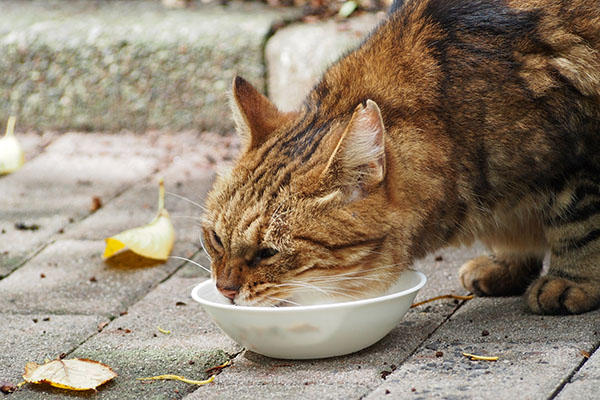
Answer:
[
  {"xmin": 169, "ymin": 255, "xmax": 211, "ymax": 274},
  {"xmin": 265, "ymin": 296, "xmax": 302, "ymax": 307},
  {"xmin": 198, "ymin": 232, "xmax": 212, "ymax": 261},
  {"xmin": 166, "ymin": 191, "xmax": 208, "ymax": 212},
  {"xmin": 170, "ymin": 215, "xmax": 204, "ymax": 221},
  {"xmin": 274, "ymin": 263, "xmax": 403, "ymax": 304},
  {"xmin": 164, "ymin": 191, "xmax": 213, "ymax": 261}
]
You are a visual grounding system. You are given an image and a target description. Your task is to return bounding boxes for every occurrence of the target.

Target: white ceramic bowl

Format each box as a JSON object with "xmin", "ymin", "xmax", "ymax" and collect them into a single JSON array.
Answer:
[{"xmin": 191, "ymin": 270, "xmax": 426, "ymax": 359}]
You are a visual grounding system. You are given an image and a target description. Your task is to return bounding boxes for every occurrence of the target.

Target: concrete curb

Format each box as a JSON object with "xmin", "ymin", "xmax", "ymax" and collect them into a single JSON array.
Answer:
[{"xmin": 0, "ymin": 1, "xmax": 298, "ymax": 133}]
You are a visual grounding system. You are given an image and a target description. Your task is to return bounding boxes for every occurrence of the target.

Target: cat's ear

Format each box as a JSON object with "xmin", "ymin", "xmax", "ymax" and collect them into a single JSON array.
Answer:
[
  {"xmin": 231, "ymin": 76, "xmax": 289, "ymax": 151},
  {"xmin": 321, "ymin": 100, "xmax": 386, "ymax": 201}
]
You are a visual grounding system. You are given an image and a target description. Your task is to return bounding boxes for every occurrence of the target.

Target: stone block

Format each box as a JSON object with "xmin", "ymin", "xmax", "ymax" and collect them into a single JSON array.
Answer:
[
  {"xmin": 266, "ymin": 12, "xmax": 384, "ymax": 112},
  {"xmin": 0, "ymin": 1, "xmax": 297, "ymax": 132}
]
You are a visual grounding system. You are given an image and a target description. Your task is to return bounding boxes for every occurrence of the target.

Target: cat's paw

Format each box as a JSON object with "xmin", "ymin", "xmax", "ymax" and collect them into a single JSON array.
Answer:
[
  {"xmin": 459, "ymin": 256, "xmax": 534, "ymax": 296},
  {"xmin": 526, "ymin": 276, "xmax": 600, "ymax": 314}
]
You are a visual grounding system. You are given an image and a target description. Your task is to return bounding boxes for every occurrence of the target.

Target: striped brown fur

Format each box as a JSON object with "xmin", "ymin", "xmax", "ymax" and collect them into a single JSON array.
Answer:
[{"xmin": 202, "ymin": 0, "xmax": 600, "ymax": 313}]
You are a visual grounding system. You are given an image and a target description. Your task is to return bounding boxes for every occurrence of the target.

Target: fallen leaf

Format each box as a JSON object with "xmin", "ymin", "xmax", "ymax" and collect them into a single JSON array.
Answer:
[
  {"xmin": 22, "ymin": 358, "xmax": 117, "ymax": 391},
  {"xmin": 0, "ymin": 116, "xmax": 25, "ymax": 175},
  {"xmin": 103, "ymin": 179, "xmax": 175, "ymax": 261}
]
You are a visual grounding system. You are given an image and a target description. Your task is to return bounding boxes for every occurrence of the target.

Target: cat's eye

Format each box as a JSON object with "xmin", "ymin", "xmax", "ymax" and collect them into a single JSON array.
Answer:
[
  {"xmin": 209, "ymin": 230, "xmax": 223, "ymax": 251},
  {"xmin": 252, "ymin": 247, "xmax": 279, "ymax": 265}
]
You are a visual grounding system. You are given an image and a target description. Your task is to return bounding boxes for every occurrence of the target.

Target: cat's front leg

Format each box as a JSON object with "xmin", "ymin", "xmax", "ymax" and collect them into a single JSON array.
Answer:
[
  {"xmin": 526, "ymin": 275, "xmax": 600, "ymax": 314},
  {"xmin": 459, "ymin": 252, "xmax": 543, "ymax": 297},
  {"xmin": 527, "ymin": 180, "xmax": 600, "ymax": 314}
]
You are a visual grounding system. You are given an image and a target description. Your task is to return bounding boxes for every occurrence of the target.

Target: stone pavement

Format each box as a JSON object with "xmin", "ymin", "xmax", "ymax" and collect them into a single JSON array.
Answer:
[
  {"xmin": 1, "ymin": 132, "xmax": 599, "ymax": 399},
  {"xmin": 1, "ymin": 1, "xmax": 599, "ymax": 399}
]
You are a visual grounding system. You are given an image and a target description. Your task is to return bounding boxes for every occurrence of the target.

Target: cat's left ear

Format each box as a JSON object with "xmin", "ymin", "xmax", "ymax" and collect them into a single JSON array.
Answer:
[
  {"xmin": 321, "ymin": 99, "xmax": 386, "ymax": 201},
  {"xmin": 231, "ymin": 76, "xmax": 292, "ymax": 152}
]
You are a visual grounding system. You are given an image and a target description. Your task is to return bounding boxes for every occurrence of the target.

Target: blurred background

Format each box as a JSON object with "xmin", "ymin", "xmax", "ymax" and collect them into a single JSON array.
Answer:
[{"xmin": 1, "ymin": 0, "xmax": 391, "ymax": 135}]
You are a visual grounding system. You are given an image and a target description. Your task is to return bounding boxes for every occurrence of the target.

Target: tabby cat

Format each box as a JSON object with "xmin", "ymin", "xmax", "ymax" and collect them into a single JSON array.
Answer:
[{"xmin": 202, "ymin": 0, "xmax": 600, "ymax": 314}]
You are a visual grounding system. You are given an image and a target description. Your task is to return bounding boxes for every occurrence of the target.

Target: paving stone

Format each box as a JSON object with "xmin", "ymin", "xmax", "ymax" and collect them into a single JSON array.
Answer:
[
  {"xmin": 0, "ymin": 239, "xmax": 190, "ymax": 317},
  {"xmin": 63, "ymin": 133, "xmax": 239, "ymax": 245},
  {"xmin": 0, "ymin": 0, "xmax": 298, "ymax": 132},
  {"xmin": 0, "ymin": 133, "xmax": 163, "ymax": 276},
  {"xmin": 9, "ymin": 260, "xmax": 235, "ymax": 399},
  {"xmin": 0, "ymin": 313, "xmax": 103, "ymax": 383},
  {"xmin": 266, "ymin": 12, "xmax": 384, "ymax": 112},
  {"xmin": 365, "ymin": 295, "xmax": 600, "ymax": 400},
  {"xmin": 556, "ymin": 348, "xmax": 600, "ymax": 399}
]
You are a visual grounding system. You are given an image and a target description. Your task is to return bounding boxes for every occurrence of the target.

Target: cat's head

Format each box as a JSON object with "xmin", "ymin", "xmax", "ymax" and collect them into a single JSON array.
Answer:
[{"xmin": 201, "ymin": 77, "xmax": 402, "ymax": 306}]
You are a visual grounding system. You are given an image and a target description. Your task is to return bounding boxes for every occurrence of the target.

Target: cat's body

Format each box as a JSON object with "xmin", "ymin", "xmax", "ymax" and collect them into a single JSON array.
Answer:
[{"xmin": 203, "ymin": 0, "xmax": 600, "ymax": 314}]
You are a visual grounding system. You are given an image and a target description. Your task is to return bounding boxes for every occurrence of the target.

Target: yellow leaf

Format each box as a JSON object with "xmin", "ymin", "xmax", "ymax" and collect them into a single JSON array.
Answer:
[
  {"xmin": 0, "ymin": 116, "xmax": 25, "ymax": 175},
  {"xmin": 22, "ymin": 358, "xmax": 117, "ymax": 391},
  {"xmin": 103, "ymin": 179, "xmax": 175, "ymax": 261}
]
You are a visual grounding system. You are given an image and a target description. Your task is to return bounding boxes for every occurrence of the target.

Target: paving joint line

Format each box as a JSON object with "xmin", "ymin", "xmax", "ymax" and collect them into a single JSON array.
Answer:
[
  {"xmin": 33, "ymin": 250, "xmax": 207, "ymax": 370},
  {"xmin": 351, "ymin": 296, "xmax": 472, "ymax": 398},
  {"xmin": 547, "ymin": 338, "xmax": 600, "ymax": 400}
]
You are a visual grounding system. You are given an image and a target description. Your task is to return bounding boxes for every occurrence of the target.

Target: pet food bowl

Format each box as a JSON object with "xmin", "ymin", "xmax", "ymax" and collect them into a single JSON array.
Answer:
[{"xmin": 191, "ymin": 270, "xmax": 426, "ymax": 359}]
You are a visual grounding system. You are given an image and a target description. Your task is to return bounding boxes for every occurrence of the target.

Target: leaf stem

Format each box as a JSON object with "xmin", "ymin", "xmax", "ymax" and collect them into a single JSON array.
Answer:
[
  {"xmin": 5, "ymin": 116, "xmax": 16, "ymax": 137},
  {"xmin": 158, "ymin": 178, "xmax": 165, "ymax": 213}
]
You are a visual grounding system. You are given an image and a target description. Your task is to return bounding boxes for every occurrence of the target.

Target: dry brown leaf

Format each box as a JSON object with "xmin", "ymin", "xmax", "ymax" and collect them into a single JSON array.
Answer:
[{"xmin": 23, "ymin": 358, "xmax": 117, "ymax": 391}]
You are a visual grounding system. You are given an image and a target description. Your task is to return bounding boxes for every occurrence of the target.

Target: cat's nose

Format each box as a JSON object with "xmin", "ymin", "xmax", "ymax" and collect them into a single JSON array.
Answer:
[{"xmin": 217, "ymin": 286, "xmax": 239, "ymax": 300}]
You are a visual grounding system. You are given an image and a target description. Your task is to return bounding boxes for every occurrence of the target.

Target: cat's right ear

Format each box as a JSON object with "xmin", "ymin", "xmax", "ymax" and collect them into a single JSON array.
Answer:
[
  {"xmin": 318, "ymin": 100, "xmax": 386, "ymax": 203},
  {"xmin": 231, "ymin": 76, "xmax": 292, "ymax": 152}
]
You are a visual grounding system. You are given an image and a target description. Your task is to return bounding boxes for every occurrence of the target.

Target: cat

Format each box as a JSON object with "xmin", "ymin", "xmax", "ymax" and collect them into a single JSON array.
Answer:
[{"xmin": 201, "ymin": 0, "xmax": 600, "ymax": 314}]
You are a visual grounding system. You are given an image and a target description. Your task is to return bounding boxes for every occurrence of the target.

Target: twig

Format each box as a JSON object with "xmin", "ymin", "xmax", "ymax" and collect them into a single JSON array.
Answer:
[
  {"xmin": 137, "ymin": 375, "xmax": 214, "ymax": 385},
  {"xmin": 462, "ymin": 352, "xmax": 499, "ymax": 362},
  {"xmin": 410, "ymin": 294, "xmax": 474, "ymax": 308}
]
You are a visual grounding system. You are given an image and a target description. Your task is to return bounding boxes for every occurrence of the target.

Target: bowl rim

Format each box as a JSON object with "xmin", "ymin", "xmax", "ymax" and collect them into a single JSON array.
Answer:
[{"xmin": 191, "ymin": 270, "xmax": 426, "ymax": 313}]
